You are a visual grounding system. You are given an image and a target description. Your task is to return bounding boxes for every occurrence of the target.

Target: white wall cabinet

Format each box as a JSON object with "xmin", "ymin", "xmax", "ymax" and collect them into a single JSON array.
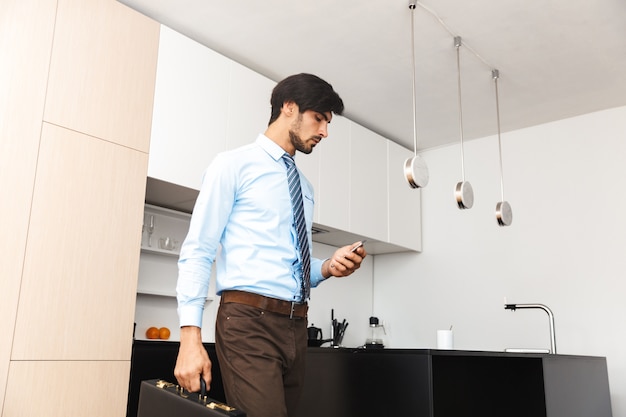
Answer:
[
  {"xmin": 302, "ymin": 118, "xmax": 422, "ymax": 253},
  {"xmin": 317, "ymin": 115, "xmax": 352, "ymax": 230},
  {"xmin": 149, "ymin": 26, "xmax": 276, "ymax": 191},
  {"xmin": 349, "ymin": 122, "xmax": 388, "ymax": 242},
  {"xmin": 148, "ymin": 26, "xmax": 229, "ymax": 190},
  {"xmin": 225, "ymin": 62, "xmax": 276, "ymax": 149},
  {"xmin": 295, "ymin": 144, "xmax": 321, "ymax": 224},
  {"xmin": 147, "ymin": 25, "xmax": 421, "ymax": 253},
  {"xmin": 297, "ymin": 115, "xmax": 351, "ymax": 230}
]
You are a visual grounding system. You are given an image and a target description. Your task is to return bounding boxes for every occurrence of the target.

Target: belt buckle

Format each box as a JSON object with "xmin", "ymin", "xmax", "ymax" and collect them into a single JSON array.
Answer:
[{"xmin": 289, "ymin": 302, "xmax": 296, "ymax": 319}]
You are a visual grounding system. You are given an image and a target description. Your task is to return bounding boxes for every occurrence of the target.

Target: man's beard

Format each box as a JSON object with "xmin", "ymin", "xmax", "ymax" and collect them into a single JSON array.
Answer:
[
  {"xmin": 289, "ymin": 114, "xmax": 313, "ymax": 154},
  {"xmin": 289, "ymin": 130, "xmax": 313, "ymax": 154}
]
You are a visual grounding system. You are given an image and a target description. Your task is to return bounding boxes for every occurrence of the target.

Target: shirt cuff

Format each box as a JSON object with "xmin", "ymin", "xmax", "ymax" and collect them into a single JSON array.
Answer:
[
  {"xmin": 310, "ymin": 257, "xmax": 328, "ymax": 287},
  {"xmin": 177, "ymin": 301, "xmax": 205, "ymax": 328}
]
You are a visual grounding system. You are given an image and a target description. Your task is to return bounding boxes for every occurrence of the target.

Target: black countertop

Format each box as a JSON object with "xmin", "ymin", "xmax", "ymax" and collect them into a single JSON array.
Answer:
[{"xmin": 128, "ymin": 341, "xmax": 612, "ymax": 417}]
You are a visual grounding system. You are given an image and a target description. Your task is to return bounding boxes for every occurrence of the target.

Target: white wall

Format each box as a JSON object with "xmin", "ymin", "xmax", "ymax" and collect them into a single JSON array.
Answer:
[{"xmin": 374, "ymin": 105, "xmax": 626, "ymax": 415}]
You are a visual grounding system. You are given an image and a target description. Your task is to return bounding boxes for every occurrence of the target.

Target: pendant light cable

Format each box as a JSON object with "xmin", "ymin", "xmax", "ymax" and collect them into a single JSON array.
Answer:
[
  {"xmin": 493, "ymin": 69, "xmax": 505, "ymax": 201},
  {"xmin": 454, "ymin": 36, "xmax": 474, "ymax": 210},
  {"xmin": 415, "ymin": 1, "xmax": 494, "ymax": 70},
  {"xmin": 492, "ymin": 69, "xmax": 512, "ymax": 226},
  {"xmin": 409, "ymin": 1, "xmax": 418, "ymax": 157},
  {"xmin": 403, "ymin": 1, "xmax": 430, "ymax": 189},
  {"xmin": 455, "ymin": 36, "xmax": 466, "ymax": 182}
]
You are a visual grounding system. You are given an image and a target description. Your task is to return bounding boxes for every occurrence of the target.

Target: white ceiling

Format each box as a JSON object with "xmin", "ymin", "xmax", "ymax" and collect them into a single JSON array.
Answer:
[{"xmin": 120, "ymin": 0, "xmax": 626, "ymax": 152}]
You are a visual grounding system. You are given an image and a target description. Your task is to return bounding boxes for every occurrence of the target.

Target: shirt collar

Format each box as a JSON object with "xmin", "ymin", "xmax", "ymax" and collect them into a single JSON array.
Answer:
[{"xmin": 257, "ymin": 134, "xmax": 293, "ymax": 163}]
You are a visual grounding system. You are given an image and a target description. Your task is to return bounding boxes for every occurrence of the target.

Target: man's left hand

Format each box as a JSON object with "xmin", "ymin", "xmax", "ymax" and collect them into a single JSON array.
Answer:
[{"xmin": 323, "ymin": 241, "xmax": 367, "ymax": 278}]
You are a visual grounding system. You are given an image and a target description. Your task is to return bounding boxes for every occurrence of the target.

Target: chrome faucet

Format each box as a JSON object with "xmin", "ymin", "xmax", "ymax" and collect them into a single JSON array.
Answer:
[{"xmin": 504, "ymin": 303, "xmax": 557, "ymax": 354}]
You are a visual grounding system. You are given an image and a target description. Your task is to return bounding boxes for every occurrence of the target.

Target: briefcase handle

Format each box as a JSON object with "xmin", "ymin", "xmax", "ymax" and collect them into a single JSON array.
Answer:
[
  {"xmin": 200, "ymin": 376, "xmax": 207, "ymax": 399},
  {"xmin": 149, "ymin": 379, "xmax": 245, "ymax": 416}
]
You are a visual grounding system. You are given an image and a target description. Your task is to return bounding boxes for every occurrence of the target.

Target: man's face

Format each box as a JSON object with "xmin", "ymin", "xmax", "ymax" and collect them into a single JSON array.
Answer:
[{"xmin": 289, "ymin": 110, "xmax": 332, "ymax": 154}]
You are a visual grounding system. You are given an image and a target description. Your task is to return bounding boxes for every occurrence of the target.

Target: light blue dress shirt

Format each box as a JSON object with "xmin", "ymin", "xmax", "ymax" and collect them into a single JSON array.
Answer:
[{"xmin": 177, "ymin": 134, "xmax": 326, "ymax": 328}]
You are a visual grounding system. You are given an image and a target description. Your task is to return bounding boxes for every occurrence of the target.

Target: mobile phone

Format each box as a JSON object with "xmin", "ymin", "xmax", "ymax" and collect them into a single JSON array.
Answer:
[{"xmin": 351, "ymin": 240, "xmax": 367, "ymax": 252}]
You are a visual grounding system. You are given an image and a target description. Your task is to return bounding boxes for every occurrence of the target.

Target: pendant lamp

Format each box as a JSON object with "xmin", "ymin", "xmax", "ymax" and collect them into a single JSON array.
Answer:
[
  {"xmin": 492, "ymin": 69, "xmax": 512, "ymax": 226},
  {"xmin": 453, "ymin": 36, "xmax": 474, "ymax": 209},
  {"xmin": 404, "ymin": 1, "xmax": 429, "ymax": 189}
]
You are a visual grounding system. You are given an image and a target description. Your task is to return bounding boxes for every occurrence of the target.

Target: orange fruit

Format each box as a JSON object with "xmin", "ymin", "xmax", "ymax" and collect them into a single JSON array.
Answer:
[
  {"xmin": 159, "ymin": 327, "xmax": 171, "ymax": 340},
  {"xmin": 145, "ymin": 327, "xmax": 160, "ymax": 339}
]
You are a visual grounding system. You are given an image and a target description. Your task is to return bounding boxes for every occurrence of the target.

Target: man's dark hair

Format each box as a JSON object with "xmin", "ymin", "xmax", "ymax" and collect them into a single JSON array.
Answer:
[{"xmin": 268, "ymin": 73, "xmax": 344, "ymax": 125}]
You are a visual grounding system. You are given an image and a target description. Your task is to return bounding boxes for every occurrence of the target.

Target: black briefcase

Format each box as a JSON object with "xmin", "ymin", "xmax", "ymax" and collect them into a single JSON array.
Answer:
[{"xmin": 137, "ymin": 379, "xmax": 246, "ymax": 417}]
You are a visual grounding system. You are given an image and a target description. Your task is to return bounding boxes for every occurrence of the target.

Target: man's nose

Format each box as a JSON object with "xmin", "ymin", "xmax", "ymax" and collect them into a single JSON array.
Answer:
[{"xmin": 319, "ymin": 123, "xmax": 328, "ymax": 138}]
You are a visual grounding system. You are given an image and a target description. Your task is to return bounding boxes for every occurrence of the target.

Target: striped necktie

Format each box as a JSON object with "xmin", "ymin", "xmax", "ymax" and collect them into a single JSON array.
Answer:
[{"xmin": 282, "ymin": 153, "xmax": 311, "ymax": 301}]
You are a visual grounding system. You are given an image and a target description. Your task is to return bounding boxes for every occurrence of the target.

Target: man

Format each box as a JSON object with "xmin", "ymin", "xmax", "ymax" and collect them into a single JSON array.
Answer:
[{"xmin": 174, "ymin": 73, "xmax": 366, "ymax": 417}]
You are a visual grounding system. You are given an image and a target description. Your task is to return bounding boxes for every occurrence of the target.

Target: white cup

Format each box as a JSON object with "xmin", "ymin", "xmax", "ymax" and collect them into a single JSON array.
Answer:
[{"xmin": 437, "ymin": 329, "xmax": 454, "ymax": 350}]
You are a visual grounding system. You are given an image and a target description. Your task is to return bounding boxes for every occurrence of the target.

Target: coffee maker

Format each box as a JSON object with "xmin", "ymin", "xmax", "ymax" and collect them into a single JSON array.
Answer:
[{"xmin": 364, "ymin": 316, "xmax": 385, "ymax": 349}]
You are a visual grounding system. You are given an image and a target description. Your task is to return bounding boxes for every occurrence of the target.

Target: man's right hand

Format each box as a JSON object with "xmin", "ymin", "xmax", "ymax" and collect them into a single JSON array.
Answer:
[{"xmin": 174, "ymin": 326, "xmax": 212, "ymax": 392}]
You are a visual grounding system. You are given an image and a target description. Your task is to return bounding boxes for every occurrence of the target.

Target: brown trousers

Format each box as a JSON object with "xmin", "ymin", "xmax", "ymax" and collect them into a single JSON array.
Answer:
[{"xmin": 215, "ymin": 301, "xmax": 308, "ymax": 417}]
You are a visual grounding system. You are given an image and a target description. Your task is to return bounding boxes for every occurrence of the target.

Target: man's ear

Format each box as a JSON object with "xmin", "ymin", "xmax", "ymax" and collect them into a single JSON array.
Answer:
[{"xmin": 282, "ymin": 101, "xmax": 297, "ymax": 116}]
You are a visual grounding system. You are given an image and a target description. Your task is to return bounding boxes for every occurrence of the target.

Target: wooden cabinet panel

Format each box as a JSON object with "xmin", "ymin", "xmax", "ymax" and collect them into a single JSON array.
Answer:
[
  {"xmin": 0, "ymin": 0, "xmax": 57, "ymax": 410},
  {"xmin": 148, "ymin": 25, "xmax": 230, "ymax": 190},
  {"xmin": 43, "ymin": 0, "xmax": 159, "ymax": 152},
  {"xmin": 144, "ymin": 26, "xmax": 421, "ymax": 252},
  {"xmin": 5, "ymin": 360, "xmax": 130, "ymax": 417},
  {"xmin": 12, "ymin": 123, "xmax": 148, "ymax": 360}
]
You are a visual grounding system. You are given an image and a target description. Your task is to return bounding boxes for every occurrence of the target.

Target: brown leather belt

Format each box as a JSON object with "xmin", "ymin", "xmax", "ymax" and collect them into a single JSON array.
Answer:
[{"xmin": 221, "ymin": 290, "xmax": 308, "ymax": 319}]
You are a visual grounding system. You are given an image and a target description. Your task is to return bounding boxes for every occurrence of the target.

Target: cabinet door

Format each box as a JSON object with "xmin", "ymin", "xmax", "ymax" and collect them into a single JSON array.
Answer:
[
  {"xmin": 388, "ymin": 141, "xmax": 422, "ymax": 251},
  {"xmin": 43, "ymin": 0, "xmax": 159, "ymax": 152},
  {"xmin": 5, "ymin": 361, "xmax": 130, "ymax": 417},
  {"xmin": 1, "ymin": 0, "xmax": 57, "ymax": 406},
  {"xmin": 13, "ymin": 123, "xmax": 147, "ymax": 360},
  {"xmin": 226, "ymin": 62, "xmax": 276, "ymax": 149},
  {"xmin": 296, "ymin": 144, "xmax": 321, "ymax": 224},
  {"xmin": 349, "ymin": 123, "xmax": 388, "ymax": 242},
  {"xmin": 149, "ymin": 26, "xmax": 229, "ymax": 190},
  {"xmin": 317, "ymin": 116, "xmax": 351, "ymax": 230}
]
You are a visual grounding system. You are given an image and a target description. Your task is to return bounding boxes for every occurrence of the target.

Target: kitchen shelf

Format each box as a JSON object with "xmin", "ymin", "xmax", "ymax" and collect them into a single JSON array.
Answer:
[
  {"xmin": 137, "ymin": 204, "xmax": 191, "ymax": 297},
  {"xmin": 142, "ymin": 204, "xmax": 190, "ymax": 251},
  {"xmin": 137, "ymin": 288, "xmax": 176, "ymax": 298},
  {"xmin": 137, "ymin": 289, "xmax": 214, "ymax": 302},
  {"xmin": 136, "ymin": 203, "xmax": 218, "ymax": 347},
  {"xmin": 140, "ymin": 246, "xmax": 180, "ymax": 257}
]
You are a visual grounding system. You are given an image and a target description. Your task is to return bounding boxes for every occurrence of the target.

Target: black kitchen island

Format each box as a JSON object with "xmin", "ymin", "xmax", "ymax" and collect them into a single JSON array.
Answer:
[
  {"xmin": 298, "ymin": 347, "xmax": 612, "ymax": 417},
  {"xmin": 128, "ymin": 341, "xmax": 612, "ymax": 417}
]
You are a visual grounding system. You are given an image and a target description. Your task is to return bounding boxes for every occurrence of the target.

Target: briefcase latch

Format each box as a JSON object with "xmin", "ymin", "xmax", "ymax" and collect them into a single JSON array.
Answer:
[
  {"xmin": 207, "ymin": 402, "xmax": 236, "ymax": 412},
  {"xmin": 155, "ymin": 380, "xmax": 175, "ymax": 389}
]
